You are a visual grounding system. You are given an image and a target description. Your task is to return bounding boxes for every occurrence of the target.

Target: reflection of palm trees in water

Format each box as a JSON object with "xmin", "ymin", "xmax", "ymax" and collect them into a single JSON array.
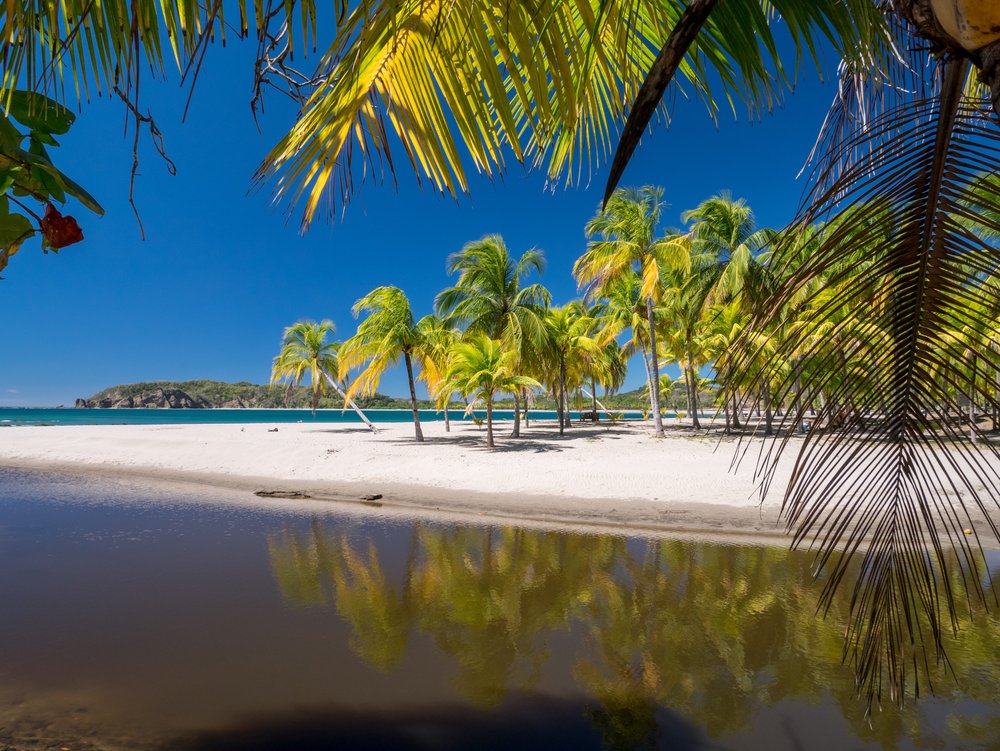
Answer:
[{"xmin": 267, "ymin": 523, "xmax": 1000, "ymax": 749}]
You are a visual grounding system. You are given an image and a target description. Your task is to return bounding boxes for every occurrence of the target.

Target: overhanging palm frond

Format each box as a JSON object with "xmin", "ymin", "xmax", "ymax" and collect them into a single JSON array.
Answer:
[
  {"xmin": 0, "ymin": 0, "xmax": 318, "ymax": 99},
  {"xmin": 735, "ymin": 56, "xmax": 1000, "ymax": 708},
  {"xmin": 255, "ymin": 0, "xmax": 892, "ymax": 228}
]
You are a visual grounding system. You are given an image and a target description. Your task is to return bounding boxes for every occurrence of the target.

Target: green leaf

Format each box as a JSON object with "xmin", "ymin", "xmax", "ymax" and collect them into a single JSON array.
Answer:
[
  {"xmin": 0, "ymin": 211, "xmax": 34, "ymax": 272},
  {"xmin": 0, "ymin": 169, "xmax": 17, "ymax": 195},
  {"xmin": 0, "ymin": 112, "xmax": 22, "ymax": 153},
  {"xmin": 8, "ymin": 91, "xmax": 74, "ymax": 135},
  {"xmin": 31, "ymin": 131, "xmax": 57, "ymax": 147},
  {"xmin": 28, "ymin": 138, "xmax": 65, "ymax": 203},
  {"xmin": 13, "ymin": 147, "xmax": 102, "ymax": 214}
]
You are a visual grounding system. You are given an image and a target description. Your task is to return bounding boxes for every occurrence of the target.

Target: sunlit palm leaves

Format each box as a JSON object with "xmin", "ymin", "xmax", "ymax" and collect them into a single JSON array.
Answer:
[
  {"xmin": 340, "ymin": 285, "xmax": 426, "ymax": 440},
  {"xmin": 253, "ymin": 0, "xmax": 890, "ymax": 227},
  {"xmin": 0, "ymin": 0, "xmax": 319, "ymax": 100},
  {"xmin": 578, "ymin": 186, "xmax": 689, "ymax": 436},
  {"xmin": 270, "ymin": 319, "xmax": 340, "ymax": 416},
  {"xmin": 734, "ymin": 55, "xmax": 1000, "ymax": 707},
  {"xmin": 443, "ymin": 334, "xmax": 540, "ymax": 448}
]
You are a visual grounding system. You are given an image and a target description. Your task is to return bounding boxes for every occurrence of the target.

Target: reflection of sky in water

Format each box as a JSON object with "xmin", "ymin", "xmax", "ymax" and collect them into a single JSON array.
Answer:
[{"xmin": 0, "ymin": 467, "xmax": 998, "ymax": 750}]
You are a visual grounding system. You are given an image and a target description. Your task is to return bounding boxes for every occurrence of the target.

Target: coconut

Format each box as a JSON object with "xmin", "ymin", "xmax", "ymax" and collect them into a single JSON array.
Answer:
[{"xmin": 932, "ymin": 0, "xmax": 1000, "ymax": 50}]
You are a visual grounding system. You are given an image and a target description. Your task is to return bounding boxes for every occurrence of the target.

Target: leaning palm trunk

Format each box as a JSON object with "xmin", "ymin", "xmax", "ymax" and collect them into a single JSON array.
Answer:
[
  {"xmin": 320, "ymin": 372, "xmax": 377, "ymax": 432},
  {"xmin": 403, "ymin": 352, "xmax": 424, "ymax": 442},
  {"xmin": 582, "ymin": 386, "xmax": 617, "ymax": 421},
  {"xmin": 645, "ymin": 298, "xmax": 665, "ymax": 436},
  {"xmin": 589, "ymin": 377, "xmax": 599, "ymax": 421}
]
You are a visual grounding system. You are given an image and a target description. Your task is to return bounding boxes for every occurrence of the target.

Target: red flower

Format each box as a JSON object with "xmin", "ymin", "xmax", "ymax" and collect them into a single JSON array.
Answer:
[{"xmin": 39, "ymin": 203, "xmax": 84, "ymax": 250}]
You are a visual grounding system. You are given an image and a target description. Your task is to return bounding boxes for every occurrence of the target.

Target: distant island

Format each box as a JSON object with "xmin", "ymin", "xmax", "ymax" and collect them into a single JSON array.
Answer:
[
  {"xmin": 74, "ymin": 380, "xmax": 429, "ymax": 410},
  {"xmin": 74, "ymin": 380, "xmax": 663, "ymax": 411}
]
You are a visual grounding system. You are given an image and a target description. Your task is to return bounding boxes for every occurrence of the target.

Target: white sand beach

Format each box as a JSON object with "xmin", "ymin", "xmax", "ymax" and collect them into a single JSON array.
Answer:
[{"xmin": 1, "ymin": 419, "xmax": 996, "ymax": 540}]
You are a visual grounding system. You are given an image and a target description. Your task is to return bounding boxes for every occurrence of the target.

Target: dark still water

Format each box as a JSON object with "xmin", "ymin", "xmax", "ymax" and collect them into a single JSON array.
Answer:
[{"xmin": 0, "ymin": 469, "xmax": 998, "ymax": 750}]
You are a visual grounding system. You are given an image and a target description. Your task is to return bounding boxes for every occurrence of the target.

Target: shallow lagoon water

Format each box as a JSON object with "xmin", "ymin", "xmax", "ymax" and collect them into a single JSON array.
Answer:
[
  {"xmin": 0, "ymin": 407, "xmax": 646, "ymax": 427},
  {"xmin": 0, "ymin": 468, "xmax": 997, "ymax": 750}
]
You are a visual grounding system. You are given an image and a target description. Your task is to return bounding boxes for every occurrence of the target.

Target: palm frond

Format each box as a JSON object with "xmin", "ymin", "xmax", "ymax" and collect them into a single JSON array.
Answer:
[
  {"xmin": 734, "ymin": 56, "xmax": 1000, "ymax": 708},
  {"xmin": 254, "ymin": 0, "xmax": 893, "ymax": 228}
]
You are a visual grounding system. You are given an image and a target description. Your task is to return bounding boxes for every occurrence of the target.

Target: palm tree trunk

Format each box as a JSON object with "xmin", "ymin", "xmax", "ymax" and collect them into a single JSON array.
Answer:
[
  {"xmin": 443, "ymin": 394, "xmax": 451, "ymax": 432},
  {"xmin": 689, "ymin": 362, "xmax": 702, "ymax": 429},
  {"xmin": 320, "ymin": 372, "xmax": 378, "ymax": 432},
  {"xmin": 970, "ymin": 354, "xmax": 978, "ymax": 443},
  {"xmin": 311, "ymin": 387, "xmax": 319, "ymax": 417},
  {"xmin": 645, "ymin": 298, "xmax": 665, "ymax": 437},
  {"xmin": 722, "ymin": 364, "xmax": 732, "ymax": 434},
  {"xmin": 559, "ymin": 355, "xmax": 568, "ymax": 436},
  {"xmin": 404, "ymin": 351, "xmax": 424, "ymax": 442},
  {"xmin": 762, "ymin": 376, "xmax": 773, "ymax": 436},
  {"xmin": 590, "ymin": 377, "xmax": 599, "ymax": 422},
  {"xmin": 486, "ymin": 393, "xmax": 495, "ymax": 449},
  {"xmin": 510, "ymin": 391, "xmax": 521, "ymax": 438}
]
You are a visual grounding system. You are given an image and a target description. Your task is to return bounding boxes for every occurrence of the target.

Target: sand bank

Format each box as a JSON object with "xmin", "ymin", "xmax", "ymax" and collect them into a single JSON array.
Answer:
[{"xmin": 0, "ymin": 419, "xmax": 995, "ymax": 541}]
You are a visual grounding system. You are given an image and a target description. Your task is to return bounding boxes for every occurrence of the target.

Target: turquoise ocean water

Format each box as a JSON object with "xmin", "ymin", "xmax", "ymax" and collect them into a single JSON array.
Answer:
[{"xmin": 0, "ymin": 407, "xmax": 645, "ymax": 427}]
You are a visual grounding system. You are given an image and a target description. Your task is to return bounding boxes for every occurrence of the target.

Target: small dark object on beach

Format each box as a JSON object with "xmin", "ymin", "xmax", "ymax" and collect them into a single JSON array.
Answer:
[
  {"xmin": 254, "ymin": 490, "xmax": 312, "ymax": 499},
  {"xmin": 360, "ymin": 493, "xmax": 383, "ymax": 501},
  {"xmin": 267, "ymin": 428, "xmax": 279, "ymax": 432}
]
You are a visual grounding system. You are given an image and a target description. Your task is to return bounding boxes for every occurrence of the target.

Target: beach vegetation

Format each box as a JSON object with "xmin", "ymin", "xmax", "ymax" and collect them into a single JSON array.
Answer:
[
  {"xmin": 578, "ymin": 186, "xmax": 690, "ymax": 437},
  {"xmin": 340, "ymin": 286, "xmax": 427, "ymax": 441},
  {"xmin": 269, "ymin": 320, "xmax": 341, "ymax": 417},
  {"xmin": 443, "ymin": 335, "xmax": 541, "ymax": 449},
  {"xmin": 436, "ymin": 235, "xmax": 550, "ymax": 438}
]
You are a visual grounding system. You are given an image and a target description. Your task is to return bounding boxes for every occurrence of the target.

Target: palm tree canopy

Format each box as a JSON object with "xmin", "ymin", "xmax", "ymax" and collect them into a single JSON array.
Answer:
[
  {"xmin": 681, "ymin": 191, "xmax": 774, "ymax": 305},
  {"xmin": 435, "ymin": 234, "xmax": 551, "ymax": 355},
  {"xmin": 270, "ymin": 319, "xmax": 340, "ymax": 393},
  {"xmin": 444, "ymin": 335, "xmax": 541, "ymax": 408},
  {"xmin": 339, "ymin": 286, "xmax": 419, "ymax": 400},
  {"xmin": 578, "ymin": 186, "xmax": 691, "ymax": 303},
  {"xmin": 413, "ymin": 313, "xmax": 460, "ymax": 406},
  {"xmin": 248, "ymin": 1, "xmax": 889, "ymax": 226}
]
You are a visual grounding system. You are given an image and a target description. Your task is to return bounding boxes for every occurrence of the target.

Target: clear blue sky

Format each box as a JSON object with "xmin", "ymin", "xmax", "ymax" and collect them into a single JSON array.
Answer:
[{"xmin": 0, "ymin": 36, "xmax": 839, "ymax": 406}]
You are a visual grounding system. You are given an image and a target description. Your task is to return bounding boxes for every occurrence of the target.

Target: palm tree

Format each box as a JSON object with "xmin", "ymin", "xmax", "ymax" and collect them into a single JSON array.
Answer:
[
  {"xmin": 269, "ymin": 319, "xmax": 376, "ymax": 430},
  {"xmin": 414, "ymin": 314, "xmax": 460, "ymax": 432},
  {"xmin": 443, "ymin": 335, "xmax": 540, "ymax": 449},
  {"xmin": 680, "ymin": 192, "xmax": 773, "ymax": 309},
  {"xmin": 339, "ymin": 286, "xmax": 426, "ymax": 442},
  {"xmin": 701, "ymin": 303, "xmax": 748, "ymax": 433},
  {"xmin": 435, "ymin": 235, "xmax": 550, "ymax": 438},
  {"xmin": 543, "ymin": 304, "xmax": 599, "ymax": 436},
  {"xmin": 577, "ymin": 186, "xmax": 689, "ymax": 437}
]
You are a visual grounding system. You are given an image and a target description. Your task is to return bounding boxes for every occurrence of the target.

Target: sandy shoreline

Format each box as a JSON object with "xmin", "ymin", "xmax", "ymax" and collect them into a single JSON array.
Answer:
[{"xmin": 1, "ymin": 419, "xmax": 996, "ymax": 543}]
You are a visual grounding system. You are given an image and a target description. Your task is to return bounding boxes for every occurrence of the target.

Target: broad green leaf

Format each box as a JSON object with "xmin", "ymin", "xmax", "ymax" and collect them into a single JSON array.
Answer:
[
  {"xmin": 0, "ymin": 112, "xmax": 21, "ymax": 152},
  {"xmin": 28, "ymin": 138, "xmax": 65, "ymax": 203},
  {"xmin": 0, "ymin": 211, "xmax": 33, "ymax": 259},
  {"xmin": 31, "ymin": 131, "xmax": 57, "ymax": 147},
  {"xmin": 8, "ymin": 91, "xmax": 74, "ymax": 135},
  {"xmin": 13, "ymin": 147, "xmax": 103, "ymax": 214}
]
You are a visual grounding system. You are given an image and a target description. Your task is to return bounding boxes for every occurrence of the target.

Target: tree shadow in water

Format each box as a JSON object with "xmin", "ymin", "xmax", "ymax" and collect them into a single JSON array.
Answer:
[{"xmin": 163, "ymin": 693, "xmax": 703, "ymax": 751}]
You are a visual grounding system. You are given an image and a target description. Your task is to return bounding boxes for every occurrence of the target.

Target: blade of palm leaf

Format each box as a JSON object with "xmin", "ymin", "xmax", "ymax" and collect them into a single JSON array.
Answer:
[
  {"xmin": 602, "ymin": 0, "xmax": 719, "ymax": 206},
  {"xmin": 728, "ymin": 60, "xmax": 1000, "ymax": 696}
]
